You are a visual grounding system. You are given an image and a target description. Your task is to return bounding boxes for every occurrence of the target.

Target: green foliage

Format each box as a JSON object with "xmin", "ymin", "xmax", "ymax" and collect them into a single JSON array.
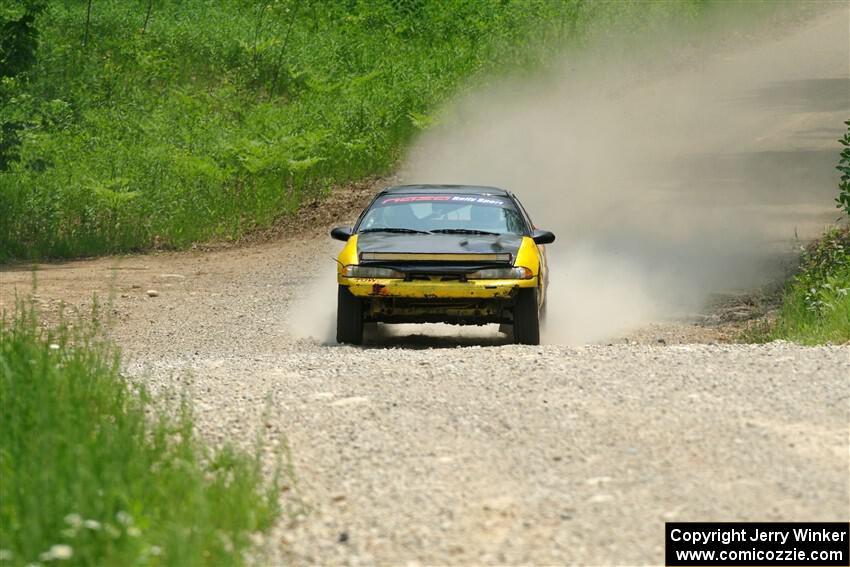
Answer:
[
  {"xmin": 794, "ymin": 228, "xmax": 850, "ymax": 315},
  {"xmin": 0, "ymin": 0, "xmax": 715, "ymax": 260},
  {"xmin": 752, "ymin": 228, "xmax": 850, "ymax": 345},
  {"xmin": 836, "ymin": 120, "xmax": 850, "ymax": 216},
  {"xmin": 0, "ymin": 303, "xmax": 280, "ymax": 565},
  {"xmin": 0, "ymin": 2, "xmax": 44, "ymax": 79},
  {"xmin": 0, "ymin": 1, "xmax": 46, "ymax": 170}
]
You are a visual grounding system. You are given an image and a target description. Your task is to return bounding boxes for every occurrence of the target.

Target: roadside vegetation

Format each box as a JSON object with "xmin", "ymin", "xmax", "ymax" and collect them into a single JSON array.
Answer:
[
  {"xmin": 0, "ymin": 303, "xmax": 280, "ymax": 566},
  {"xmin": 1, "ymin": 0, "xmax": 754, "ymax": 261},
  {"xmin": 750, "ymin": 121, "xmax": 850, "ymax": 345}
]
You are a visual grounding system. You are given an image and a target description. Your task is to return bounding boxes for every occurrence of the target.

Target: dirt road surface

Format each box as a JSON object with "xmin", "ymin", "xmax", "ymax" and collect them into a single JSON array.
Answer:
[{"xmin": 2, "ymin": 6, "xmax": 849, "ymax": 566}]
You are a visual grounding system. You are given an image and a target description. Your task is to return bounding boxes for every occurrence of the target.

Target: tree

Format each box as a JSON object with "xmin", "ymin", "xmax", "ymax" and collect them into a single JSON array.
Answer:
[
  {"xmin": 0, "ymin": 1, "xmax": 46, "ymax": 78},
  {"xmin": 0, "ymin": 1, "xmax": 46, "ymax": 170}
]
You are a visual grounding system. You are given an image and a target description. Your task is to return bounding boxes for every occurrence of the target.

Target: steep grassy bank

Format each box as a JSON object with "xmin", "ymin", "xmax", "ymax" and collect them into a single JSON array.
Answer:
[
  {"xmin": 1, "ymin": 0, "xmax": 746, "ymax": 260},
  {"xmin": 0, "ymin": 304, "xmax": 280, "ymax": 565}
]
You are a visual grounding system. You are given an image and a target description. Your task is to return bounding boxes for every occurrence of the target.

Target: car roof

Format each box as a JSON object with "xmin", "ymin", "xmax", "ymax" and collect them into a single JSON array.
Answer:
[{"xmin": 381, "ymin": 184, "xmax": 511, "ymax": 196}]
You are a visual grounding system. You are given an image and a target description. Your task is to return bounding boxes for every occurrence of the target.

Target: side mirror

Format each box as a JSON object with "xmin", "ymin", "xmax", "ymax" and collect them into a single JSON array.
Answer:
[
  {"xmin": 531, "ymin": 229, "xmax": 555, "ymax": 245},
  {"xmin": 330, "ymin": 226, "xmax": 353, "ymax": 241}
]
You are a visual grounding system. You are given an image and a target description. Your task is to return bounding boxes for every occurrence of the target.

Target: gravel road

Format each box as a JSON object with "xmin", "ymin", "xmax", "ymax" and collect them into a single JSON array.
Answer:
[
  {"xmin": 1, "ymin": 5, "xmax": 849, "ymax": 566},
  {"xmin": 181, "ymin": 340, "xmax": 848, "ymax": 566},
  {"xmin": 2, "ymin": 232, "xmax": 848, "ymax": 565}
]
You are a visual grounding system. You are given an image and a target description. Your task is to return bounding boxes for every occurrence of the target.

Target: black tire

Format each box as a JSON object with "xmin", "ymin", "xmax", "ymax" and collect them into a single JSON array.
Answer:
[
  {"xmin": 513, "ymin": 287, "xmax": 540, "ymax": 345},
  {"xmin": 336, "ymin": 285, "xmax": 364, "ymax": 345}
]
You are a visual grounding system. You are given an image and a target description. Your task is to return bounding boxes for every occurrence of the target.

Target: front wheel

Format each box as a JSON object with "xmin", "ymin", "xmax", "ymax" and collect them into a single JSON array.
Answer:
[
  {"xmin": 513, "ymin": 288, "xmax": 540, "ymax": 345},
  {"xmin": 336, "ymin": 285, "xmax": 363, "ymax": 345}
]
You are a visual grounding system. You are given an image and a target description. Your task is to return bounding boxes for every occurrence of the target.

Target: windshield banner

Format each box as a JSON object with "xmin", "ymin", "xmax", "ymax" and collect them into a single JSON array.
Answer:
[{"xmin": 377, "ymin": 195, "xmax": 507, "ymax": 207}]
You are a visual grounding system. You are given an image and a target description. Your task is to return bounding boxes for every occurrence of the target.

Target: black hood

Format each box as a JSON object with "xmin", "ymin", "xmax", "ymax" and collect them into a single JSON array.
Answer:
[{"xmin": 356, "ymin": 232, "xmax": 523, "ymax": 262}]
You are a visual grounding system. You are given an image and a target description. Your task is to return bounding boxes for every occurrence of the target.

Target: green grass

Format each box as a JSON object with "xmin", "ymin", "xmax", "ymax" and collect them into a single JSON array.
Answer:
[
  {"xmin": 0, "ymin": 0, "xmax": 772, "ymax": 261},
  {"xmin": 0, "ymin": 303, "xmax": 280, "ymax": 566},
  {"xmin": 749, "ymin": 228, "xmax": 850, "ymax": 345}
]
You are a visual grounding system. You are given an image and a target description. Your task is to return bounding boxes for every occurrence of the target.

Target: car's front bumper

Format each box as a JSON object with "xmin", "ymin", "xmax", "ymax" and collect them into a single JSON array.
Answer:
[{"xmin": 340, "ymin": 276, "xmax": 538, "ymax": 299}]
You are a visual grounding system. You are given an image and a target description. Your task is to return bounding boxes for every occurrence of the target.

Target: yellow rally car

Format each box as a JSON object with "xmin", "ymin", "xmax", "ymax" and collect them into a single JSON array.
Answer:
[{"xmin": 331, "ymin": 185, "xmax": 555, "ymax": 345}]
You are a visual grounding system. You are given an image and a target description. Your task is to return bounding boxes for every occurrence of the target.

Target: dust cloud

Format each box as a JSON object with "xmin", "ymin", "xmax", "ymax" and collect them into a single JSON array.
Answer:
[
  {"xmin": 401, "ymin": 4, "xmax": 850, "ymax": 344},
  {"xmin": 286, "ymin": 245, "xmax": 339, "ymax": 343}
]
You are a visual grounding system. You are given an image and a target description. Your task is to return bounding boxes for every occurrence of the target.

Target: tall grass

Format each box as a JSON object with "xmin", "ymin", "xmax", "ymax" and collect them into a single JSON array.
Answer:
[
  {"xmin": 748, "ymin": 228, "xmax": 850, "ymax": 345},
  {"xmin": 0, "ymin": 0, "xmax": 725, "ymax": 260},
  {"xmin": 0, "ymin": 303, "xmax": 280, "ymax": 565}
]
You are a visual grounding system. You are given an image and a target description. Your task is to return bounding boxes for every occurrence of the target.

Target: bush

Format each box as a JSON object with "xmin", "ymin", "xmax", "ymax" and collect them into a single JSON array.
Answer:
[
  {"xmin": 0, "ymin": 303, "xmax": 280, "ymax": 565},
  {"xmin": 756, "ymin": 228, "xmax": 850, "ymax": 344},
  {"xmin": 836, "ymin": 119, "xmax": 850, "ymax": 216}
]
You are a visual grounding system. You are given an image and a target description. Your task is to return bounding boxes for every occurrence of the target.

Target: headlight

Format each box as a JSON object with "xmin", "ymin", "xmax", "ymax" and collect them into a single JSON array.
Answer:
[
  {"xmin": 467, "ymin": 267, "xmax": 533, "ymax": 279},
  {"xmin": 343, "ymin": 265, "xmax": 404, "ymax": 278}
]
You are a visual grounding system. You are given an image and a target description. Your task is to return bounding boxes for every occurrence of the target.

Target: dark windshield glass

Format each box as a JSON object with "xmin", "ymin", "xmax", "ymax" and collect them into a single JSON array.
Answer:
[{"xmin": 359, "ymin": 194, "xmax": 526, "ymax": 235}]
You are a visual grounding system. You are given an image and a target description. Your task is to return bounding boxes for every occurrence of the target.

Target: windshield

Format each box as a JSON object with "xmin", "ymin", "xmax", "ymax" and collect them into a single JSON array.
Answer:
[{"xmin": 358, "ymin": 194, "xmax": 527, "ymax": 235}]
